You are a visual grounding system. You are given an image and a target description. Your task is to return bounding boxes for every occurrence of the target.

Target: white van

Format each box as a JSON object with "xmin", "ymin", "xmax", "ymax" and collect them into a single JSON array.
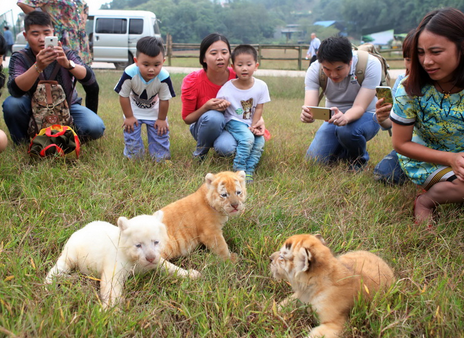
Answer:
[{"xmin": 88, "ymin": 10, "xmax": 162, "ymax": 69}]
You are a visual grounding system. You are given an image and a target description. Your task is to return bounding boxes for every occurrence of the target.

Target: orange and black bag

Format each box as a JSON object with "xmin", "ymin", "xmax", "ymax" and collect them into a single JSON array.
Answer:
[{"xmin": 28, "ymin": 125, "xmax": 80, "ymax": 159}]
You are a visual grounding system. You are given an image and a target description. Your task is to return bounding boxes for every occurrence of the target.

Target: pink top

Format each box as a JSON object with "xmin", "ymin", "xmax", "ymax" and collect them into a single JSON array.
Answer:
[{"xmin": 181, "ymin": 67, "xmax": 236, "ymax": 120}]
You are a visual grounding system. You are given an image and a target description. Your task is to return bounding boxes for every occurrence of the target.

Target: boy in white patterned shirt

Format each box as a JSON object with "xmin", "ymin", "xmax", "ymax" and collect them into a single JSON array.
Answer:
[{"xmin": 114, "ymin": 36, "xmax": 175, "ymax": 161}]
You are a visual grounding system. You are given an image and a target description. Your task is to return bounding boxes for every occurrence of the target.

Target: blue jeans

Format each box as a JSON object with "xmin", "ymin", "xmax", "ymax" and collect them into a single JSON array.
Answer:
[
  {"xmin": 123, "ymin": 119, "xmax": 170, "ymax": 161},
  {"xmin": 306, "ymin": 112, "xmax": 380, "ymax": 165},
  {"xmin": 189, "ymin": 110, "xmax": 237, "ymax": 157},
  {"xmin": 373, "ymin": 149, "xmax": 409, "ymax": 185},
  {"xmin": 225, "ymin": 119, "xmax": 264, "ymax": 175},
  {"xmin": 2, "ymin": 95, "xmax": 105, "ymax": 144}
]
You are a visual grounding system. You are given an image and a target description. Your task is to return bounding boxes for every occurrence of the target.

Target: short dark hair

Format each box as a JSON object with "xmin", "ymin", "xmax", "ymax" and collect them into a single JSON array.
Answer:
[
  {"xmin": 317, "ymin": 36, "xmax": 352, "ymax": 64},
  {"xmin": 24, "ymin": 11, "xmax": 53, "ymax": 32},
  {"xmin": 4, "ymin": 26, "xmax": 9, "ymax": 30},
  {"xmin": 231, "ymin": 44, "xmax": 257, "ymax": 64},
  {"xmin": 405, "ymin": 7, "xmax": 464, "ymax": 96},
  {"xmin": 136, "ymin": 36, "xmax": 164, "ymax": 58},
  {"xmin": 199, "ymin": 33, "xmax": 231, "ymax": 71}
]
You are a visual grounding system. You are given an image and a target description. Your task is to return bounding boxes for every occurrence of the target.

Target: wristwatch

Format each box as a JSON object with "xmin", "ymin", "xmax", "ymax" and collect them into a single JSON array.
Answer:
[{"xmin": 66, "ymin": 60, "xmax": 76, "ymax": 70}]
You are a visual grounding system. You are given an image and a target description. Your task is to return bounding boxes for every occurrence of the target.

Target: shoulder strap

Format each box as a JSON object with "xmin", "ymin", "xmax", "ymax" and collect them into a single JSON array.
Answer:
[
  {"xmin": 318, "ymin": 50, "xmax": 369, "ymax": 104},
  {"xmin": 355, "ymin": 50, "xmax": 369, "ymax": 86},
  {"xmin": 318, "ymin": 66, "xmax": 327, "ymax": 105}
]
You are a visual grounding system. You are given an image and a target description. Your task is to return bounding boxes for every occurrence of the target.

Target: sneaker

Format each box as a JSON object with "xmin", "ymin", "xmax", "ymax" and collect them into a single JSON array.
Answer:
[
  {"xmin": 193, "ymin": 153, "xmax": 207, "ymax": 162},
  {"xmin": 193, "ymin": 147, "xmax": 208, "ymax": 162},
  {"xmin": 348, "ymin": 161, "xmax": 367, "ymax": 173},
  {"xmin": 246, "ymin": 173, "xmax": 254, "ymax": 184}
]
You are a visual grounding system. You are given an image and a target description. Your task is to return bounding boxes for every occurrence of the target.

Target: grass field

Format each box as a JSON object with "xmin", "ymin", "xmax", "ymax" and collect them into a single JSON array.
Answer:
[{"xmin": 0, "ymin": 70, "xmax": 463, "ymax": 337}]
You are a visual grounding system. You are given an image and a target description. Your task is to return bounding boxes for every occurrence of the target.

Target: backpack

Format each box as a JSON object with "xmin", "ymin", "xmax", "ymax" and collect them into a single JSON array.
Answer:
[
  {"xmin": 18, "ymin": 51, "xmax": 74, "ymax": 138},
  {"xmin": 29, "ymin": 78, "xmax": 74, "ymax": 138},
  {"xmin": 28, "ymin": 124, "xmax": 80, "ymax": 159},
  {"xmin": 318, "ymin": 43, "xmax": 391, "ymax": 104}
]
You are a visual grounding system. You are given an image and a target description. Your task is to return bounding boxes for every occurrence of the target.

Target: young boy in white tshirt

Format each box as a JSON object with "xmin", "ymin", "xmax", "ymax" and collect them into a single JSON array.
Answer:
[
  {"xmin": 216, "ymin": 44, "xmax": 271, "ymax": 183},
  {"xmin": 114, "ymin": 36, "xmax": 175, "ymax": 161}
]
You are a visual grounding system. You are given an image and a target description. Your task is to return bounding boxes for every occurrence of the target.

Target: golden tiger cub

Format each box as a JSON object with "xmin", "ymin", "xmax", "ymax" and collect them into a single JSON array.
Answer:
[
  {"xmin": 159, "ymin": 171, "xmax": 246, "ymax": 262},
  {"xmin": 270, "ymin": 234, "xmax": 395, "ymax": 338}
]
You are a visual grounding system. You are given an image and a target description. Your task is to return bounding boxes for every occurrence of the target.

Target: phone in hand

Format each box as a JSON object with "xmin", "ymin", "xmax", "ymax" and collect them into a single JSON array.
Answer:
[
  {"xmin": 376, "ymin": 86, "xmax": 393, "ymax": 105},
  {"xmin": 44, "ymin": 36, "xmax": 58, "ymax": 48},
  {"xmin": 306, "ymin": 106, "xmax": 334, "ymax": 120}
]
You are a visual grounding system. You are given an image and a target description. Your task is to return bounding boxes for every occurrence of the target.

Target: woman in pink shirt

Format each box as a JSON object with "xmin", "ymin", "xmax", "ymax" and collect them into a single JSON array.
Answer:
[{"xmin": 181, "ymin": 33, "xmax": 264, "ymax": 159}]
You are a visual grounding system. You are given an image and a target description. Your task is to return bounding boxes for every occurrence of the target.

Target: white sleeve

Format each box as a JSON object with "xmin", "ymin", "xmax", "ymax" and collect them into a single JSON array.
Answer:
[{"xmin": 304, "ymin": 62, "xmax": 321, "ymax": 91}]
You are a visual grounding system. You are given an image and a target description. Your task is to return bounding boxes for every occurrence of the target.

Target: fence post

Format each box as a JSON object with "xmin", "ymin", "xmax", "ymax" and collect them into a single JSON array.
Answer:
[
  {"xmin": 166, "ymin": 34, "xmax": 172, "ymax": 66},
  {"xmin": 257, "ymin": 44, "xmax": 262, "ymax": 65},
  {"xmin": 298, "ymin": 45, "xmax": 302, "ymax": 70}
]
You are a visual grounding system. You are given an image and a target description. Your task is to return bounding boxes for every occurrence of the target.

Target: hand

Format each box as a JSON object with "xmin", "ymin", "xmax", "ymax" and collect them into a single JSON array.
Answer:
[
  {"xmin": 375, "ymin": 98, "xmax": 392, "ymax": 125},
  {"xmin": 252, "ymin": 118, "xmax": 265, "ymax": 136},
  {"xmin": 300, "ymin": 105, "xmax": 315, "ymax": 123},
  {"xmin": 122, "ymin": 116, "xmax": 138, "ymax": 133},
  {"xmin": 328, "ymin": 107, "xmax": 348, "ymax": 126},
  {"xmin": 35, "ymin": 45, "xmax": 58, "ymax": 70},
  {"xmin": 450, "ymin": 153, "xmax": 464, "ymax": 181},
  {"xmin": 54, "ymin": 42, "xmax": 71, "ymax": 69},
  {"xmin": 205, "ymin": 98, "xmax": 230, "ymax": 112},
  {"xmin": 249, "ymin": 125, "xmax": 260, "ymax": 135},
  {"xmin": 154, "ymin": 119, "xmax": 169, "ymax": 136}
]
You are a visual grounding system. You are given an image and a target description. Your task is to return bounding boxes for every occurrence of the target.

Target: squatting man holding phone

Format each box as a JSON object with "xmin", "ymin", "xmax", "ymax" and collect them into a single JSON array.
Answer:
[
  {"xmin": 300, "ymin": 36, "xmax": 382, "ymax": 171},
  {"xmin": 2, "ymin": 10, "xmax": 105, "ymax": 144}
]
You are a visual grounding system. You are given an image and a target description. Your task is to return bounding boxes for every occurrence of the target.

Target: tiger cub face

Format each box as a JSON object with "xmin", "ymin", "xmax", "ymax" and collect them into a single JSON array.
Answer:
[
  {"xmin": 270, "ymin": 234, "xmax": 329, "ymax": 282},
  {"xmin": 206, "ymin": 170, "xmax": 247, "ymax": 216}
]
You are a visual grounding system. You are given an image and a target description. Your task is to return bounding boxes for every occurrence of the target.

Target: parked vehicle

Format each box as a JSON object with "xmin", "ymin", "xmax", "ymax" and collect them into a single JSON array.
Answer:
[
  {"xmin": 88, "ymin": 10, "xmax": 161, "ymax": 69},
  {"xmin": 12, "ymin": 10, "xmax": 162, "ymax": 70},
  {"xmin": 12, "ymin": 32, "xmax": 26, "ymax": 53}
]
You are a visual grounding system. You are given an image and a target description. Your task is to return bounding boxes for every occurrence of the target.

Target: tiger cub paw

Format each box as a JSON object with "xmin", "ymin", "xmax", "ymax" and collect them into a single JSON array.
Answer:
[
  {"xmin": 188, "ymin": 269, "xmax": 201, "ymax": 279},
  {"xmin": 230, "ymin": 252, "xmax": 239, "ymax": 263}
]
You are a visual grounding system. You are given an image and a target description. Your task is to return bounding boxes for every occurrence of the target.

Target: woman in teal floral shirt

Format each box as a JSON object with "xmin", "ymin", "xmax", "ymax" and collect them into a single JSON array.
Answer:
[{"xmin": 391, "ymin": 7, "xmax": 464, "ymax": 225}]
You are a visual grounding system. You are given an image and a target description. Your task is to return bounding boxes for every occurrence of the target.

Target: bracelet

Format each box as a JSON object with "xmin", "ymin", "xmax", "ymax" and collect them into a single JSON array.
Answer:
[{"xmin": 34, "ymin": 63, "xmax": 43, "ymax": 74}]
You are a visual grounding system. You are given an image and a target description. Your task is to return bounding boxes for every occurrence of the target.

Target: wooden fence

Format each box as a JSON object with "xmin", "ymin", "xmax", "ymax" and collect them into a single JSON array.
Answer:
[{"xmin": 164, "ymin": 35, "xmax": 404, "ymax": 71}]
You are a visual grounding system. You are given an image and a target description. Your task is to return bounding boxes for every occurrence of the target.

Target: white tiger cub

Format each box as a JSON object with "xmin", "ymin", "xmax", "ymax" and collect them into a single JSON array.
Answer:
[{"xmin": 45, "ymin": 212, "xmax": 200, "ymax": 309}]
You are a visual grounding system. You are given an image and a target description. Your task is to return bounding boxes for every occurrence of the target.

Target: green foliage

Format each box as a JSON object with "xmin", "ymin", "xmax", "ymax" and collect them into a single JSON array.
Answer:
[
  {"xmin": 0, "ymin": 71, "xmax": 463, "ymax": 336},
  {"xmin": 104, "ymin": 0, "xmax": 464, "ymax": 42}
]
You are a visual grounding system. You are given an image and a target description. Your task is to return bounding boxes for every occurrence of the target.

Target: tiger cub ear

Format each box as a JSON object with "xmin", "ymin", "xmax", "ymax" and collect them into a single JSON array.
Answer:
[
  {"xmin": 295, "ymin": 247, "xmax": 313, "ymax": 277},
  {"xmin": 205, "ymin": 173, "xmax": 215, "ymax": 187},
  {"xmin": 236, "ymin": 171, "xmax": 246, "ymax": 181},
  {"xmin": 153, "ymin": 210, "xmax": 164, "ymax": 223},
  {"xmin": 314, "ymin": 234, "xmax": 326, "ymax": 246},
  {"xmin": 117, "ymin": 217, "xmax": 130, "ymax": 231}
]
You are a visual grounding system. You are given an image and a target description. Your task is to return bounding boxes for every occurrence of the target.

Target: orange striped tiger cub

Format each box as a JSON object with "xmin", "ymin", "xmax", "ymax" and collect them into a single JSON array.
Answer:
[
  {"xmin": 159, "ymin": 171, "xmax": 246, "ymax": 263},
  {"xmin": 270, "ymin": 234, "xmax": 395, "ymax": 338}
]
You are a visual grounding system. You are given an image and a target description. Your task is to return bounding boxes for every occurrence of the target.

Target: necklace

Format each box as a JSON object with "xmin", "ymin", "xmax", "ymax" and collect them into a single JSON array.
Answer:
[{"xmin": 435, "ymin": 81, "xmax": 456, "ymax": 99}]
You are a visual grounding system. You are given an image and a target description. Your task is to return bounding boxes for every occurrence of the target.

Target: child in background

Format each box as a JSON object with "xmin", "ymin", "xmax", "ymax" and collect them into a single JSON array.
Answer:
[
  {"xmin": 217, "ymin": 45, "xmax": 271, "ymax": 183},
  {"xmin": 114, "ymin": 36, "xmax": 175, "ymax": 161}
]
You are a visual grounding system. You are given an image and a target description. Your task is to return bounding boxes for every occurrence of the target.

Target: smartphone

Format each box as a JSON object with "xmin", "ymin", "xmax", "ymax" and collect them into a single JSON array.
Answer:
[
  {"xmin": 376, "ymin": 86, "xmax": 393, "ymax": 105},
  {"xmin": 306, "ymin": 106, "xmax": 334, "ymax": 120},
  {"xmin": 44, "ymin": 36, "xmax": 58, "ymax": 48}
]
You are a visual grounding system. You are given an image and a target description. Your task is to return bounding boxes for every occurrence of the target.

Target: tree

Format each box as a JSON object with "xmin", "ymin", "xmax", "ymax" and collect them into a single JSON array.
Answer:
[{"xmin": 220, "ymin": 2, "xmax": 277, "ymax": 43}]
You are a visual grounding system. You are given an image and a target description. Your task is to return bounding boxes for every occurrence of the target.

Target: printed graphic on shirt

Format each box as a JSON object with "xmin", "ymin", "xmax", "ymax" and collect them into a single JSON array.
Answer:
[
  {"xmin": 240, "ymin": 98, "xmax": 253, "ymax": 120},
  {"xmin": 131, "ymin": 90, "xmax": 159, "ymax": 110}
]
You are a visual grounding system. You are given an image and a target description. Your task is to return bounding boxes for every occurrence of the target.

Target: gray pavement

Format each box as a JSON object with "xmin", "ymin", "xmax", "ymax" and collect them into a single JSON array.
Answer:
[{"xmin": 2, "ymin": 57, "xmax": 404, "ymax": 82}]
